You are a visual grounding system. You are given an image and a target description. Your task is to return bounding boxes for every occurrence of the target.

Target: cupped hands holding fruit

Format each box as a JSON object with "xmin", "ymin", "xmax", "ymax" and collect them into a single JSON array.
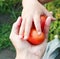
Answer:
[
  {"xmin": 27, "ymin": 15, "xmax": 47, "ymax": 45},
  {"xmin": 9, "ymin": 0, "xmax": 56, "ymax": 59},
  {"xmin": 19, "ymin": 0, "xmax": 55, "ymax": 40},
  {"xmin": 10, "ymin": 15, "xmax": 55, "ymax": 59}
]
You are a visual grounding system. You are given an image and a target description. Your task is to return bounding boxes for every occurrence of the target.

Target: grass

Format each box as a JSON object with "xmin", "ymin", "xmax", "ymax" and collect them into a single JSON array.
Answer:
[{"xmin": 0, "ymin": 24, "xmax": 12, "ymax": 50}]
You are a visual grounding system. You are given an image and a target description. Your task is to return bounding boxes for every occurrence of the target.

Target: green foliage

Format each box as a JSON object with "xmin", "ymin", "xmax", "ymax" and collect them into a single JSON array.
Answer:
[
  {"xmin": 0, "ymin": 24, "xmax": 11, "ymax": 50},
  {"xmin": 0, "ymin": 0, "xmax": 22, "ymax": 18},
  {"xmin": 45, "ymin": 0, "xmax": 60, "ymax": 41}
]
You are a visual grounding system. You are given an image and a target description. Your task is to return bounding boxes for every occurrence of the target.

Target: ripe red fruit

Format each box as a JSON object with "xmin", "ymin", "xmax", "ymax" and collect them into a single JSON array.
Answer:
[
  {"xmin": 27, "ymin": 15, "xmax": 47, "ymax": 45},
  {"xmin": 28, "ymin": 29, "xmax": 45, "ymax": 45}
]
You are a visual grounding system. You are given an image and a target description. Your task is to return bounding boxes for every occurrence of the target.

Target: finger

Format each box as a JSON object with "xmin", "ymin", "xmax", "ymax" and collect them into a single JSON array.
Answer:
[
  {"xmin": 42, "ymin": 6, "xmax": 56, "ymax": 21},
  {"xmin": 33, "ymin": 15, "xmax": 42, "ymax": 35},
  {"xmin": 16, "ymin": 17, "xmax": 22, "ymax": 25},
  {"xmin": 24, "ymin": 17, "xmax": 32, "ymax": 40},
  {"xmin": 12, "ymin": 17, "xmax": 22, "ymax": 34},
  {"xmin": 50, "ymin": 16, "xmax": 56, "ymax": 21},
  {"xmin": 44, "ymin": 17, "xmax": 51, "ymax": 39},
  {"xmin": 42, "ymin": 7, "xmax": 51, "ymax": 17},
  {"xmin": 45, "ymin": 10, "xmax": 56, "ymax": 21},
  {"xmin": 19, "ymin": 18, "xmax": 26, "ymax": 38},
  {"xmin": 49, "ymin": 11, "xmax": 56, "ymax": 21}
]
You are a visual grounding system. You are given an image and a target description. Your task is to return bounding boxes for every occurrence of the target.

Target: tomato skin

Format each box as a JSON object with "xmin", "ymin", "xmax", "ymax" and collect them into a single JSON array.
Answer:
[
  {"xmin": 28, "ymin": 29, "xmax": 45, "ymax": 45},
  {"xmin": 27, "ymin": 15, "xmax": 47, "ymax": 45}
]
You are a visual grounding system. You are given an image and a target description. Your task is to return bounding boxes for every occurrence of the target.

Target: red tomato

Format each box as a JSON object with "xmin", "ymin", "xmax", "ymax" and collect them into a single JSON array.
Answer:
[
  {"xmin": 28, "ymin": 29, "xmax": 45, "ymax": 45},
  {"xmin": 27, "ymin": 15, "xmax": 47, "ymax": 45}
]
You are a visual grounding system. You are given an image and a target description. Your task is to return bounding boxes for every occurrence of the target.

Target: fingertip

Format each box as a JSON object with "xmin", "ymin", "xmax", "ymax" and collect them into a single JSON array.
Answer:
[
  {"xmin": 51, "ymin": 17, "xmax": 56, "ymax": 21},
  {"xmin": 34, "ymin": 15, "xmax": 42, "ymax": 35},
  {"xmin": 45, "ymin": 17, "xmax": 51, "ymax": 25},
  {"xmin": 24, "ymin": 36, "xmax": 28, "ymax": 40},
  {"xmin": 23, "ymin": 17, "xmax": 32, "ymax": 40},
  {"xmin": 18, "ymin": 16, "xmax": 22, "ymax": 19},
  {"xmin": 17, "ymin": 16, "xmax": 21, "ymax": 21},
  {"xmin": 49, "ymin": 11, "xmax": 53, "ymax": 15},
  {"xmin": 16, "ymin": 16, "xmax": 22, "ymax": 23},
  {"xmin": 38, "ymin": 31, "xmax": 42, "ymax": 35},
  {"xmin": 49, "ymin": 11, "xmax": 56, "ymax": 21}
]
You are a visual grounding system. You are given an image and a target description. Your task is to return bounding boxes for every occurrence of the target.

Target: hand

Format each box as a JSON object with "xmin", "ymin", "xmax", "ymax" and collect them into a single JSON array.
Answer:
[
  {"xmin": 9, "ymin": 16, "xmax": 54, "ymax": 59},
  {"xmin": 19, "ymin": 0, "xmax": 55, "ymax": 40}
]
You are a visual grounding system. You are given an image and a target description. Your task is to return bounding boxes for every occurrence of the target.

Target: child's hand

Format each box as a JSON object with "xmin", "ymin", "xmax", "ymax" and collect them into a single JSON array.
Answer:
[{"xmin": 19, "ymin": 0, "xmax": 55, "ymax": 40}]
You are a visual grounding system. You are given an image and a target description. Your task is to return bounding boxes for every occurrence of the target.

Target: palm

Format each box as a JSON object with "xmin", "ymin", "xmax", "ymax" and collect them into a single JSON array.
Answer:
[
  {"xmin": 10, "ymin": 16, "xmax": 55, "ymax": 59},
  {"xmin": 10, "ymin": 29, "xmax": 47, "ymax": 59},
  {"xmin": 11, "ymin": 31, "xmax": 47, "ymax": 58}
]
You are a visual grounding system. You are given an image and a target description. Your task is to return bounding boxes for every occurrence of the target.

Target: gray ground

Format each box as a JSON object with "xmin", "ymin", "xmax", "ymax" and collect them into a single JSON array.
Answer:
[
  {"xmin": 0, "ymin": 49, "xmax": 16, "ymax": 59},
  {"xmin": 0, "ymin": 14, "xmax": 16, "ymax": 59}
]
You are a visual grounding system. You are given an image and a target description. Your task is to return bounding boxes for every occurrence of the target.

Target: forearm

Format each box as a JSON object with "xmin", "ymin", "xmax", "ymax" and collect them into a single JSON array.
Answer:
[
  {"xmin": 15, "ymin": 54, "xmax": 40, "ymax": 59},
  {"xmin": 38, "ymin": 0, "xmax": 53, "ymax": 4},
  {"xmin": 22, "ymin": 0, "xmax": 38, "ymax": 7}
]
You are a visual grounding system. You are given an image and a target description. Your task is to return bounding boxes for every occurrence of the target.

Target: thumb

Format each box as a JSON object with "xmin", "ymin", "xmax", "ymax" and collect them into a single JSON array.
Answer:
[
  {"xmin": 44, "ymin": 17, "xmax": 52, "ymax": 39},
  {"xmin": 12, "ymin": 16, "xmax": 22, "ymax": 34}
]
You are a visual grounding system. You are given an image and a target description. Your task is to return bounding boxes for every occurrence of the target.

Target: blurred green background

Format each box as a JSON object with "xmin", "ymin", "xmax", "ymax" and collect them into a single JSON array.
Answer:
[{"xmin": 0, "ymin": 0, "xmax": 60, "ymax": 50}]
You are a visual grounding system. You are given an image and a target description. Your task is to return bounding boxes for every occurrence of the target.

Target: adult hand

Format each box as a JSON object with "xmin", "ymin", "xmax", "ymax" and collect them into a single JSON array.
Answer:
[
  {"xmin": 19, "ymin": 0, "xmax": 55, "ymax": 40},
  {"xmin": 9, "ymin": 15, "xmax": 54, "ymax": 59}
]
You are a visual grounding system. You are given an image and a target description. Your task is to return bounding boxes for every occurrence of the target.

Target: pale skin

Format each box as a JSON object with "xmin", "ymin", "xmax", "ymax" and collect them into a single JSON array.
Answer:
[
  {"xmin": 19, "ymin": 0, "xmax": 55, "ymax": 40},
  {"xmin": 9, "ymin": 0, "xmax": 55, "ymax": 59},
  {"xmin": 10, "ymin": 15, "xmax": 55, "ymax": 59},
  {"xmin": 38, "ymin": 0, "xmax": 53, "ymax": 4}
]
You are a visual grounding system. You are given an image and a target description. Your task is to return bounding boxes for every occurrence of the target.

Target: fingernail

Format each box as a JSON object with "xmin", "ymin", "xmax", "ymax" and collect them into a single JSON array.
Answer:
[
  {"xmin": 38, "ymin": 31, "xmax": 41, "ymax": 35},
  {"xmin": 24, "ymin": 36, "xmax": 28, "ymax": 40},
  {"xmin": 46, "ymin": 17, "xmax": 51, "ymax": 25}
]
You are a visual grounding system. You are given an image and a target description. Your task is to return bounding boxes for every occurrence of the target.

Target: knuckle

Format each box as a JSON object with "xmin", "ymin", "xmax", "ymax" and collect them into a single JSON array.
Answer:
[{"xmin": 34, "ymin": 15, "xmax": 40, "ymax": 20}]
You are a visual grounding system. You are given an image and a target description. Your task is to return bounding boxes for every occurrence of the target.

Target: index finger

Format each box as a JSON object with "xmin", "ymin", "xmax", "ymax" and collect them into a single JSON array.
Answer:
[
  {"xmin": 12, "ymin": 17, "xmax": 22, "ymax": 34},
  {"xmin": 44, "ymin": 17, "xmax": 52, "ymax": 39}
]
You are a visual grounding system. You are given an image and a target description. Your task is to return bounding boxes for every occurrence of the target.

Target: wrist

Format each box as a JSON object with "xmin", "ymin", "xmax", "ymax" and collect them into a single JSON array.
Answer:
[
  {"xmin": 16, "ymin": 50, "xmax": 40, "ymax": 59},
  {"xmin": 15, "ymin": 51, "xmax": 21, "ymax": 59},
  {"xmin": 22, "ymin": 0, "xmax": 39, "ymax": 7}
]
